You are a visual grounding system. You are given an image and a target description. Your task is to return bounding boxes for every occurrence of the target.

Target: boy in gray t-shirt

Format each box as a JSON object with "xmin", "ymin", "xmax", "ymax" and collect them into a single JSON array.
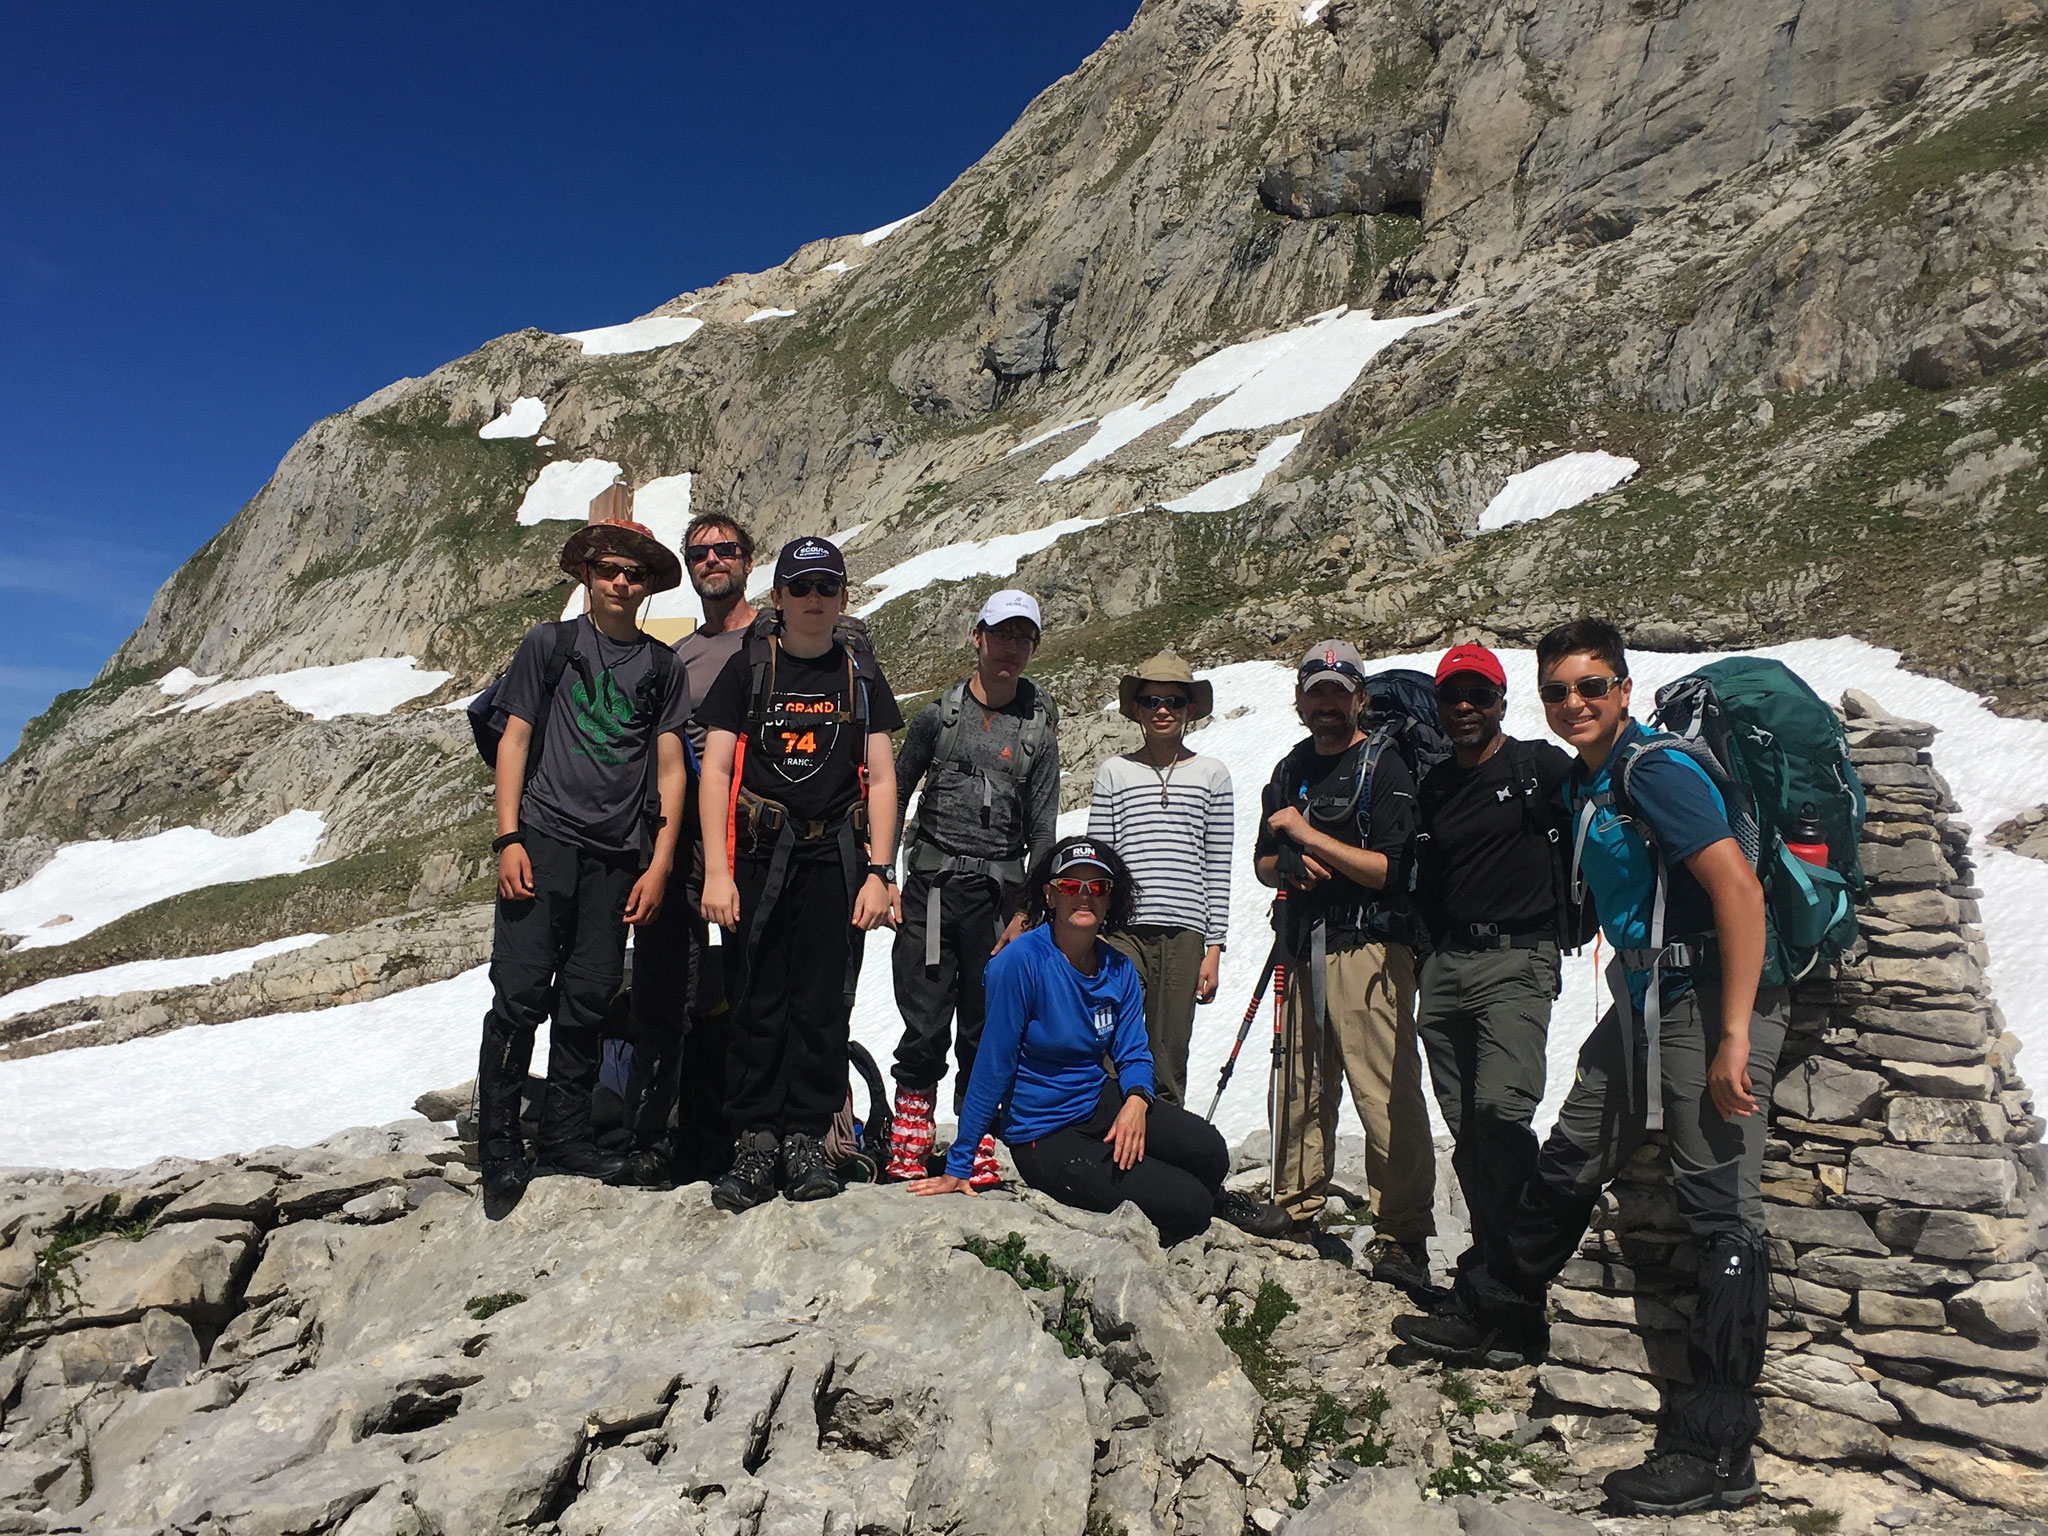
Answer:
[{"xmin": 478, "ymin": 520, "xmax": 691, "ymax": 1201}]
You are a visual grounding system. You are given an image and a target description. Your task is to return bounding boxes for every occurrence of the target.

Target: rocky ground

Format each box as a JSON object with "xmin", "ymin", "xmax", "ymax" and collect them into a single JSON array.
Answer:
[{"xmin": 2, "ymin": 1108, "xmax": 2041, "ymax": 1536}]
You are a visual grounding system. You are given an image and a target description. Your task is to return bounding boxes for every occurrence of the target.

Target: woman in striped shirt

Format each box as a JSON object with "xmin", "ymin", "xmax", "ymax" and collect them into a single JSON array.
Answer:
[{"xmin": 1085, "ymin": 651, "xmax": 1234, "ymax": 1105}]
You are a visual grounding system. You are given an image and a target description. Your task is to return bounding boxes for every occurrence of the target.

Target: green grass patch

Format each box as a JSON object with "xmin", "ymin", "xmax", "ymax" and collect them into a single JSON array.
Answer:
[
  {"xmin": 1281, "ymin": 1387, "xmax": 1394, "ymax": 1506},
  {"xmin": 464, "ymin": 1291, "xmax": 527, "ymax": 1321},
  {"xmin": 1785, "ymin": 1509, "xmax": 1843, "ymax": 1536},
  {"xmin": 1438, "ymin": 1370, "xmax": 1495, "ymax": 1417},
  {"xmin": 7, "ymin": 664, "xmax": 167, "ymax": 765},
  {"xmin": 3, "ymin": 1195, "xmax": 164, "ymax": 1349},
  {"xmin": 962, "ymin": 1231, "xmax": 1089, "ymax": 1357},
  {"xmin": 1217, "ymin": 1278, "xmax": 1299, "ymax": 1396},
  {"xmin": 1421, "ymin": 1438, "xmax": 1560, "ymax": 1499},
  {"xmin": 1860, "ymin": 59, "xmax": 2048, "ymax": 221}
]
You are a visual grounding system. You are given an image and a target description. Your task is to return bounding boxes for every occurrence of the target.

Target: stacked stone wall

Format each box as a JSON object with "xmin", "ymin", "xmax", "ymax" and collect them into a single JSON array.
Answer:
[{"xmin": 1535, "ymin": 691, "xmax": 2048, "ymax": 1516}]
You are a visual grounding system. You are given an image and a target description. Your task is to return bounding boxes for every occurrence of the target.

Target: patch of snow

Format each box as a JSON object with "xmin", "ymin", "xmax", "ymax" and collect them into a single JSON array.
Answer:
[
  {"xmin": 1163, "ymin": 433, "xmax": 1303, "ymax": 513},
  {"xmin": 743, "ymin": 308, "xmax": 797, "ymax": 324},
  {"xmin": 0, "ymin": 935, "xmax": 328, "ymax": 1022},
  {"xmin": 1300, "ymin": 0, "xmax": 1329, "ymax": 25},
  {"xmin": 1041, "ymin": 306, "xmax": 1457, "ymax": 480},
  {"xmin": 854, "ymin": 516, "xmax": 1108, "ymax": 617},
  {"xmin": 1006, "ymin": 419, "xmax": 1096, "ymax": 457},
  {"xmin": 745, "ymin": 521, "xmax": 877, "ymax": 602},
  {"xmin": 515, "ymin": 459, "xmax": 623, "ymax": 525},
  {"xmin": 163, "ymin": 657, "xmax": 452, "ymax": 721},
  {"xmin": 478, "ymin": 397, "xmax": 547, "ymax": 439},
  {"xmin": 155, "ymin": 667, "xmax": 218, "ymax": 698},
  {"xmin": 834, "ymin": 521, "xmax": 870, "ymax": 549},
  {"xmin": 1477, "ymin": 451, "xmax": 1640, "ymax": 531},
  {"xmin": 536, "ymin": 435, "xmax": 556, "ymax": 446},
  {"xmin": 0, "ymin": 811, "xmax": 327, "ymax": 951},
  {"xmin": 562, "ymin": 316, "xmax": 704, "ymax": 357},
  {"xmin": 860, "ymin": 211, "xmax": 921, "ymax": 246},
  {"xmin": 441, "ymin": 691, "xmax": 480, "ymax": 712},
  {"xmin": 821, "ymin": 260, "xmax": 854, "ymax": 274},
  {"xmin": 0, "ymin": 964, "xmax": 510, "ymax": 1168},
  {"xmin": 635, "ymin": 474, "xmax": 701, "ymax": 627}
]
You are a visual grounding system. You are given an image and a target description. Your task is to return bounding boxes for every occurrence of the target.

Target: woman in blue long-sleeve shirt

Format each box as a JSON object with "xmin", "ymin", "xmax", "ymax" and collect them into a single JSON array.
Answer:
[{"xmin": 909, "ymin": 836, "xmax": 1240, "ymax": 1245}]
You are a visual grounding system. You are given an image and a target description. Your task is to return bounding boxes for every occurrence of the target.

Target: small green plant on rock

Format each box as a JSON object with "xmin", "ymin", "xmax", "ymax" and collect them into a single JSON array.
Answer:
[
  {"xmin": 1784, "ymin": 1509, "xmax": 1843, "ymax": 1536},
  {"xmin": 1421, "ymin": 1438, "xmax": 1559, "ymax": 1499},
  {"xmin": 1216, "ymin": 1278, "xmax": 1298, "ymax": 1396},
  {"xmin": 961, "ymin": 1232, "xmax": 1089, "ymax": 1357},
  {"xmin": 1437, "ymin": 1370, "xmax": 1495, "ymax": 1417},
  {"xmin": 5, "ymin": 1196, "xmax": 162, "ymax": 1346},
  {"xmin": 464, "ymin": 1292, "xmax": 527, "ymax": 1320}
]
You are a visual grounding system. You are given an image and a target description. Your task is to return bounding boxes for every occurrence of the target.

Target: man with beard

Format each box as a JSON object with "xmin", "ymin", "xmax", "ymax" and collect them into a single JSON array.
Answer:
[
  {"xmin": 1410, "ymin": 643, "xmax": 1576, "ymax": 1316},
  {"xmin": 619, "ymin": 513, "xmax": 759, "ymax": 1188},
  {"xmin": 1243, "ymin": 641, "xmax": 1434, "ymax": 1285}
]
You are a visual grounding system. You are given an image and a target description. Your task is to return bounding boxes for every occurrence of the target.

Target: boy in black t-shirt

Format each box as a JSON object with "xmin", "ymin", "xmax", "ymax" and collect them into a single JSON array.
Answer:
[
  {"xmin": 696, "ymin": 536, "xmax": 903, "ymax": 1210},
  {"xmin": 480, "ymin": 521, "xmax": 692, "ymax": 1200}
]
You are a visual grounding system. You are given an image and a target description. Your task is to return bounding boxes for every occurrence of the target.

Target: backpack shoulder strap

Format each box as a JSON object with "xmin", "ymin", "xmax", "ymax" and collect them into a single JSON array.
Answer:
[
  {"xmin": 1016, "ymin": 679, "xmax": 1055, "ymax": 769},
  {"xmin": 521, "ymin": 620, "xmax": 584, "ymax": 785},
  {"xmin": 931, "ymin": 680, "xmax": 971, "ymax": 767}
]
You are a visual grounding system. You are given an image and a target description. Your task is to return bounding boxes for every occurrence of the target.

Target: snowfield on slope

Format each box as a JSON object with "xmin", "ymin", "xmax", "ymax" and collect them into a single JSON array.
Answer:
[
  {"xmin": 854, "ymin": 516, "xmax": 1108, "ymax": 616},
  {"xmin": 0, "ymin": 811, "xmax": 327, "ymax": 952},
  {"xmin": 1041, "ymin": 306, "xmax": 1457, "ymax": 481},
  {"xmin": 517, "ymin": 459, "xmax": 624, "ymax": 524},
  {"xmin": 1477, "ymin": 451, "xmax": 1640, "ymax": 531},
  {"xmin": 561, "ymin": 316, "xmax": 703, "ymax": 356},
  {"xmin": 3, "ymin": 639, "xmax": 2042, "ymax": 1168},
  {"xmin": 159, "ymin": 657, "xmax": 451, "ymax": 719},
  {"xmin": 1164, "ymin": 433, "xmax": 1303, "ymax": 513},
  {"xmin": 478, "ymin": 397, "xmax": 547, "ymax": 439},
  {"xmin": 0, "ymin": 934, "xmax": 327, "ymax": 1022}
]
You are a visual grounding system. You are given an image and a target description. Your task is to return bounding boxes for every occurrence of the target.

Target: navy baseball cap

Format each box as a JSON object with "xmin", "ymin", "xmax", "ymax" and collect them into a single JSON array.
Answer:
[{"xmin": 774, "ymin": 536, "xmax": 846, "ymax": 586}]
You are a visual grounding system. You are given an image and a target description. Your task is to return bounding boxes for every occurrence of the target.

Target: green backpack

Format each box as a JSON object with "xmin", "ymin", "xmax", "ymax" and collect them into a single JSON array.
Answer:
[{"xmin": 1628, "ymin": 657, "xmax": 1867, "ymax": 987}]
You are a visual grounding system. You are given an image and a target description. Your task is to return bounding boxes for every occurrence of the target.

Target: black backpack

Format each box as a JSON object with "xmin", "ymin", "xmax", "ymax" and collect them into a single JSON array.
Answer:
[
  {"xmin": 738, "ymin": 609, "xmax": 882, "ymax": 740},
  {"xmin": 1361, "ymin": 668, "xmax": 1453, "ymax": 784}
]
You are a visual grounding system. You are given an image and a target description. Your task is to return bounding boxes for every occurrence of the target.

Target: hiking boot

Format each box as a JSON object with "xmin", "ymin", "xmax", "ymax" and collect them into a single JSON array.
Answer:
[
  {"xmin": 711, "ymin": 1131, "xmax": 780, "ymax": 1212},
  {"xmin": 532, "ymin": 1143, "xmax": 627, "ymax": 1182},
  {"xmin": 1308, "ymin": 1228, "xmax": 1354, "ymax": 1266},
  {"xmin": 967, "ymin": 1135, "xmax": 1003, "ymax": 1190},
  {"xmin": 780, "ymin": 1132, "xmax": 841, "ymax": 1202},
  {"xmin": 885, "ymin": 1087, "xmax": 935, "ymax": 1182},
  {"xmin": 617, "ymin": 1149, "xmax": 677, "ymax": 1190},
  {"xmin": 1390, "ymin": 1300, "xmax": 1546, "ymax": 1370},
  {"xmin": 1369, "ymin": 1239, "xmax": 1435, "ymax": 1294},
  {"xmin": 1603, "ymin": 1449, "xmax": 1760, "ymax": 1515},
  {"xmin": 480, "ymin": 1156, "xmax": 529, "ymax": 1203},
  {"xmin": 1218, "ymin": 1191, "xmax": 1306, "ymax": 1242}
]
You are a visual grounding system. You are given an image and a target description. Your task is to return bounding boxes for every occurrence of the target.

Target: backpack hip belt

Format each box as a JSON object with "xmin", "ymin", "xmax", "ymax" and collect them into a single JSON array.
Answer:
[
  {"xmin": 1440, "ymin": 922, "xmax": 1555, "ymax": 952},
  {"xmin": 906, "ymin": 837, "xmax": 1029, "ymax": 970},
  {"xmin": 735, "ymin": 786, "xmax": 869, "ymax": 849}
]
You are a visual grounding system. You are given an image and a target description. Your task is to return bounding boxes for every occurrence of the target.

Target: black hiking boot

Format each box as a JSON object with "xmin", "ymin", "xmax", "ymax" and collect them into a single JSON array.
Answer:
[
  {"xmin": 617, "ymin": 1149, "xmax": 677, "ymax": 1190},
  {"xmin": 1218, "ymin": 1190, "xmax": 1308, "ymax": 1241},
  {"xmin": 480, "ymin": 1155, "xmax": 529, "ymax": 1203},
  {"xmin": 711, "ymin": 1131, "xmax": 780, "ymax": 1212},
  {"xmin": 1369, "ymin": 1239, "xmax": 1435, "ymax": 1295},
  {"xmin": 1391, "ymin": 1299, "xmax": 1546, "ymax": 1370},
  {"xmin": 1603, "ymin": 1449, "xmax": 1760, "ymax": 1515},
  {"xmin": 780, "ymin": 1132, "xmax": 841, "ymax": 1202},
  {"xmin": 532, "ymin": 1144, "xmax": 627, "ymax": 1183}
]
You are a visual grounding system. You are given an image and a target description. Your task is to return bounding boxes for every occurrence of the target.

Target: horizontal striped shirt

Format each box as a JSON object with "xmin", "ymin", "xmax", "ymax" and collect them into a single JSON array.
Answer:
[{"xmin": 1087, "ymin": 752, "xmax": 1234, "ymax": 945}]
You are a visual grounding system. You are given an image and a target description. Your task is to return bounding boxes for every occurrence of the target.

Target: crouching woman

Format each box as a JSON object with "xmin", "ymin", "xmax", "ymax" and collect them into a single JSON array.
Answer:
[{"xmin": 910, "ymin": 837, "xmax": 1231, "ymax": 1245}]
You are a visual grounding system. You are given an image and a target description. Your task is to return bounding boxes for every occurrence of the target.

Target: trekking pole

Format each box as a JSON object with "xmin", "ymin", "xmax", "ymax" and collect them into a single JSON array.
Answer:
[
  {"xmin": 1204, "ymin": 938, "xmax": 1283, "ymax": 1122},
  {"xmin": 1267, "ymin": 957, "xmax": 1289, "ymax": 1206}
]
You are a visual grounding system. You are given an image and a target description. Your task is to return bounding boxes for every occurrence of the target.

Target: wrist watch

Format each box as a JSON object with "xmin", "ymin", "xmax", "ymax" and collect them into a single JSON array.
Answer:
[
  {"xmin": 1125, "ymin": 1085, "xmax": 1155, "ymax": 1107},
  {"xmin": 867, "ymin": 863, "xmax": 896, "ymax": 884}
]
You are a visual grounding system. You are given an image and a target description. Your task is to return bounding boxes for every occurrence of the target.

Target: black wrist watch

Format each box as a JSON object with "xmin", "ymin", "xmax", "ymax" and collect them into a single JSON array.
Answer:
[
  {"xmin": 492, "ymin": 831, "xmax": 525, "ymax": 853},
  {"xmin": 867, "ymin": 863, "xmax": 896, "ymax": 884},
  {"xmin": 1125, "ymin": 1085, "xmax": 1155, "ymax": 1108}
]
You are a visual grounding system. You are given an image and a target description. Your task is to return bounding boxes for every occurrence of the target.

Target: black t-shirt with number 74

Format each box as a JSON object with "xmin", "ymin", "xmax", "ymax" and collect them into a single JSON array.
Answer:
[{"xmin": 697, "ymin": 641, "xmax": 904, "ymax": 830}]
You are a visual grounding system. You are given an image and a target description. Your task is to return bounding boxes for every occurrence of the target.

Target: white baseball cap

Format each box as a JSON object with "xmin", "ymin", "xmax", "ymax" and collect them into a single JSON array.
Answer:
[{"xmin": 976, "ymin": 589, "xmax": 1042, "ymax": 635}]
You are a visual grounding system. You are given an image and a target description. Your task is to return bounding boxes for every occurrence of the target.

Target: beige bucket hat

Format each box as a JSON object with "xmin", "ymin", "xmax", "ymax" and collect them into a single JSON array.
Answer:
[{"xmin": 1118, "ymin": 650, "xmax": 1213, "ymax": 723}]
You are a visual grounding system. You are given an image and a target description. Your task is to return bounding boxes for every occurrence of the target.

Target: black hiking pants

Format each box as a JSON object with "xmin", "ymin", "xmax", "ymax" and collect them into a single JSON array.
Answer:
[
  {"xmin": 478, "ymin": 830, "xmax": 639, "ymax": 1164},
  {"xmin": 624, "ymin": 844, "xmax": 731, "ymax": 1178},
  {"xmin": 1460, "ymin": 969, "xmax": 1789, "ymax": 1461},
  {"xmin": 1416, "ymin": 940, "xmax": 1557, "ymax": 1305},
  {"xmin": 723, "ymin": 849, "xmax": 859, "ymax": 1139},
  {"xmin": 890, "ymin": 869, "xmax": 1004, "ymax": 1109},
  {"xmin": 1010, "ymin": 1080, "xmax": 1231, "ymax": 1247}
]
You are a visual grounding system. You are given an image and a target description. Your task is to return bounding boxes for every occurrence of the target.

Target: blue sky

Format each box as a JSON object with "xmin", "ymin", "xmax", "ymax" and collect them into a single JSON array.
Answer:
[{"xmin": 0, "ymin": 2, "xmax": 1134, "ymax": 754}]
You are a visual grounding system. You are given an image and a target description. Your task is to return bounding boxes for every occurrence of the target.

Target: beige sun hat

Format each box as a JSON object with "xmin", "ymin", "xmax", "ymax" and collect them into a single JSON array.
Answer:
[{"xmin": 1118, "ymin": 650, "xmax": 1213, "ymax": 723}]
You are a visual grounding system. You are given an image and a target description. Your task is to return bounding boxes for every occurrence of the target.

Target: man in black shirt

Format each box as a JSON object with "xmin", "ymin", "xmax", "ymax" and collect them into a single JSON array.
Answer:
[
  {"xmin": 1250, "ymin": 641, "xmax": 1434, "ymax": 1282},
  {"xmin": 1412, "ymin": 642, "xmax": 1575, "ymax": 1315},
  {"xmin": 696, "ymin": 536, "xmax": 903, "ymax": 1211}
]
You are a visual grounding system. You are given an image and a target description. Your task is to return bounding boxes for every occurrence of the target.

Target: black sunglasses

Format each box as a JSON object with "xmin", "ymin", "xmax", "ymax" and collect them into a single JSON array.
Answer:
[
  {"xmin": 1436, "ymin": 684, "xmax": 1503, "ymax": 707},
  {"xmin": 588, "ymin": 559, "xmax": 649, "ymax": 584},
  {"xmin": 783, "ymin": 576, "xmax": 844, "ymax": 598},
  {"xmin": 685, "ymin": 540, "xmax": 743, "ymax": 564},
  {"xmin": 1136, "ymin": 693, "xmax": 1189, "ymax": 711},
  {"xmin": 1537, "ymin": 675, "xmax": 1625, "ymax": 705}
]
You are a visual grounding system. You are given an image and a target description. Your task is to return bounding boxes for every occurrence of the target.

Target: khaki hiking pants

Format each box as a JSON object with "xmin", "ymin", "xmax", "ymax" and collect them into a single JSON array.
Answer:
[
  {"xmin": 1106, "ymin": 924, "xmax": 1206, "ymax": 1106},
  {"xmin": 1271, "ymin": 940, "xmax": 1435, "ymax": 1240}
]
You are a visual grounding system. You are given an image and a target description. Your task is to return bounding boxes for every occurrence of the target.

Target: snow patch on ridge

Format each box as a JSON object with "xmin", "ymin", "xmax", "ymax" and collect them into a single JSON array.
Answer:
[
  {"xmin": 860, "ymin": 212, "xmax": 921, "ymax": 246},
  {"xmin": 516, "ymin": 459, "xmax": 623, "ymax": 524},
  {"xmin": 1300, "ymin": 0, "xmax": 1329, "ymax": 24},
  {"xmin": 156, "ymin": 667, "xmax": 218, "ymax": 698},
  {"xmin": 1164, "ymin": 433, "xmax": 1303, "ymax": 513},
  {"xmin": 562, "ymin": 316, "xmax": 704, "ymax": 356},
  {"xmin": 0, "ymin": 934, "xmax": 328, "ymax": 1022},
  {"xmin": 854, "ymin": 517, "xmax": 1108, "ymax": 617},
  {"xmin": 1041, "ymin": 306, "xmax": 1457, "ymax": 480},
  {"xmin": 1477, "ymin": 451, "xmax": 1640, "ymax": 531},
  {"xmin": 743, "ymin": 308, "xmax": 796, "ymax": 324},
  {"xmin": 478, "ymin": 397, "xmax": 547, "ymax": 439},
  {"xmin": 162, "ymin": 658, "xmax": 452, "ymax": 721},
  {"xmin": 0, "ymin": 811, "xmax": 328, "ymax": 952}
]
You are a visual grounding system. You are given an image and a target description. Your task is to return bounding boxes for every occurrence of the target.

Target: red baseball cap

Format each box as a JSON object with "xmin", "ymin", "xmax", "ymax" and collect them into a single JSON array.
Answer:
[{"xmin": 1435, "ymin": 643, "xmax": 1506, "ymax": 688}]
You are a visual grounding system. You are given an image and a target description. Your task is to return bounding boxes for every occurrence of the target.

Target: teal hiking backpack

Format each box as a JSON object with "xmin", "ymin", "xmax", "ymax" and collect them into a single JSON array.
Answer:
[{"xmin": 1623, "ymin": 657, "xmax": 1867, "ymax": 989}]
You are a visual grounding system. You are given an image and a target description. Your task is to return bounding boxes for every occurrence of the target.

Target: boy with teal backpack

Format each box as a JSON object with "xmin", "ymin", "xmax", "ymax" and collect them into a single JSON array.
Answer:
[{"xmin": 1397, "ymin": 618, "xmax": 1864, "ymax": 1518}]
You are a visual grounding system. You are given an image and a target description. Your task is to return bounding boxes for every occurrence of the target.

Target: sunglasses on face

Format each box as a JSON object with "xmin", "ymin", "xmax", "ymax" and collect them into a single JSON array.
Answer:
[
  {"xmin": 1538, "ymin": 675, "xmax": 1626, "ymax": 705},
  {"xmin": 1050, "ymin": 877, "xmax": 1111, "ymax": 898},
  {"xmin": 783, "ymin": 576, "xmax": 844, "ymax": 598},
  {"xmin": 1137, "ymin": 694, "xmax": 1189, "ymax": 712},
  {"xmin": 589, "ymin": 560, "xmax": 648, "ymax": 584},
  {"xmin": 1436, "ymin": 684, "xmax": 1503, "ymax": 708},
  {"xmin": 685, "ymin": 540, "xmax": 743, "ymax": 565}
]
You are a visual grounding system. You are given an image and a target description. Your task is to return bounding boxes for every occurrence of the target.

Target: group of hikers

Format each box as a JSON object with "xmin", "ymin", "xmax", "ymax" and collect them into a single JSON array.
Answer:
[{"xmin": 472, "ymin": 509, "xmax": 1826, "ymax": 1518}]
